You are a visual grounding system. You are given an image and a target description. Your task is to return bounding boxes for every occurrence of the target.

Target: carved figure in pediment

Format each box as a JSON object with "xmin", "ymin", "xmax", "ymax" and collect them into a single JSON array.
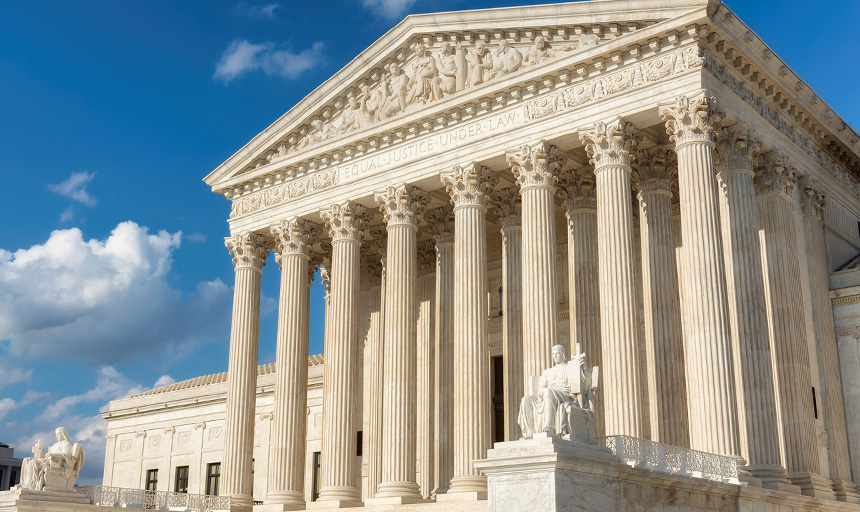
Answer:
[
  {"xmin": 436, "ymin": 42, "xmax": 460, "ymax": 95},
  {"xmin": 490, "ymin": 39, "xmax": 522, "ymax": 79},
  {"xmin": 466, "ymin": 40, "xmax": 493, "ymax": 87},
  {"xmin": 524, "ymin": 36, "xmax": 552, "ymax": 66},
  {"xmin": 380, "ymin": 62, "xmax": 410, "ymax": 119},
  {"xmin": 338, "ymin": 92, "xmax": 375, "ymax": 134},
  {"xmin": 407, "ymin": 42, "xmax": 442, "ymax": 105}
]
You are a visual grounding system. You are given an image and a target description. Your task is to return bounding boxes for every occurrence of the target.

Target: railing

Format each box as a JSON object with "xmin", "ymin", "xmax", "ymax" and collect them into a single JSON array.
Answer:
[
  {"xmin": 75, "ymin": 486, "xmax": 231, "ymax": 511},
  {"xmin": 597, "ymin": 435, "xmax": 740, "ymax": 484}
]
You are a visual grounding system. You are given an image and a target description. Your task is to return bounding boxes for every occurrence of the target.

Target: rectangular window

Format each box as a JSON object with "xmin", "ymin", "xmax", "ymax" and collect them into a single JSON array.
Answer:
[
  {"xmin": 311, "ymin": 452, "xmax": 321, "ymax": 502},
  {"xmin": 206, "ymin": 463, "xmax": 221, "ymax": 496},
  {"xmin": 145, "ymin": 469, "xmax": 158, "ymax": 492},
  {"xmin": 174, "ymin": 466, "xmax": 189, "ymax": 493},
  {"xmin": 356, "ymin": 431, "xmax": 363, "ymax": 457},
  {"xmin": 10, "ymin": 470, "xmax": 17, "ymax": 487}
]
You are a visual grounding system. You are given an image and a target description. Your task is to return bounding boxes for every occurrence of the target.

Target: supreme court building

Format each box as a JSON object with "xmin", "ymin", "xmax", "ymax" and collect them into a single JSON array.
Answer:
[{"xmin": 101, "ymin": 0, "xmax": 860, "ymax": 510}]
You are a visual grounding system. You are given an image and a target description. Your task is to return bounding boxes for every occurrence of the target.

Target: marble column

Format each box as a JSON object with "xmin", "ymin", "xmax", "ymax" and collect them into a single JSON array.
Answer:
[
  {"xmin": 374, "ymin": 184, "xmax": 429, "ymax": 501},
  {"xmin": 801, "ymin": 179, "xmax": 860, "ymax": 502},
  {"xmin": 557, "ymin": 167, "xmax": 603, "ymax": 438},
  {"xmin": 223, "ymin": 233, "xmax": 268, "ymax": 511},
  {"xmin": 425, "ymin": 206, "xmax": 455, "ymax": 495},
  {"xmin": 506, "ymin": 141, "xmax": 565, "ymax": 390},
  {"xmin": 714, "ymin": 125, "xmax": 790, "ymax": 488},
  {"xmin": 317, "ymin": 202, "xmax": 368, "ymax": 505},
  {"xmin": 267, "ymin": 218, "xmax": 317, "ymax": 507},
  {"xmin": 579, "ymin": 119, "xmax": 644, "ymax": 438},
  {"xmin": 659, "ymin": 95, "xmax": 741, "ymax": 458},
  {"xmin": 441, "ymin": 163, "xmax": 497, "ymax": 496},
  {"xmin": 363, "ymin": 232, "xmax": 386, "ymax": 501},
  {"xmin": 416, "ymin": 241, "xmax": 436, "ymax": 498},
  {"xmin": 103, "ymin": 435, "xmax": 117, "ymax": 487},
  {"xmin": 632, "ymin": 148, "xmax": 689, "ymax": 447},
  {"xmin": 755, "ymin": 153, "xmax": 829, "ymax": 496},
  {"xmin": 493, "ymin": 187, "xmax": 524, "ymax": 441}
]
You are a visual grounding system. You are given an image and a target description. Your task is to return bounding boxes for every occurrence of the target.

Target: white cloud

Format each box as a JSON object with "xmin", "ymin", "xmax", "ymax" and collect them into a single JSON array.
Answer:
[
  {"xmin": 0, "ymin": 398, "xmax": 17, "ymax": 422},
  {"xmin": 48, "ymin": 171, "xmax": 97, "ymax": 207},
  {"xmin": 0, "ymin": 221, "xmax": 231, "ymax": 364},
  {"xmin": 59, "ymin": 206, "xmax": 76, "ymax": 223},
  {"xmin": 362, "ymin": 0, "xmax": 417, "ymax": 19},
  {"xmin": 214, "ymin": 40, "xmax": 324, "ymax": 84},
  {"xmin": 153, "ymin": 375, "xmax": 175, "ymax": 388},
  {"xmin": 236, "ymin": 2, "xmax": 283, "ymax": 20},
  {"xmin": 0, "ymin": 366, "xmax": 33, "ymax": 389},
  {"xmin": 185, "ymin": 232, "xmax": 207, "ymax": 243}
]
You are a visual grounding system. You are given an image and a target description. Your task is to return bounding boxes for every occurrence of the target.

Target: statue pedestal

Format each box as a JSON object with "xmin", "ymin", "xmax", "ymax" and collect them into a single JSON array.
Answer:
[
  {"xmin": 0, "ymin": 487, "xmax": 91, "ymax": 511},
  {"xmin": 43, "ymin": 467, "xmax": 74, "ymax": 493}
]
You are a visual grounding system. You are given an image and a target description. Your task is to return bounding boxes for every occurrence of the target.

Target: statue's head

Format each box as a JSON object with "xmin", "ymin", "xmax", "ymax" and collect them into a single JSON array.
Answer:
[
  {"xmin": 535, "ymin": 36, "xmax": 546, "ymax": 47},
  {"xmin": 551, "ymin": 344, "xmax": 567, "ymax": 364},
  {"xmin": 55, "ymin": 427, "xmax": 69, "ymax": 442},
  {"xmin": 476, "ymin": 40, "xmax": 485, "ymax": 52},
  {"xmin": 499, "ymin": 39, "xmax": 509, "ymax": 50},
  {"xmin": 32, "ymin": 440, "xmax": 43, "ymax": 455}
]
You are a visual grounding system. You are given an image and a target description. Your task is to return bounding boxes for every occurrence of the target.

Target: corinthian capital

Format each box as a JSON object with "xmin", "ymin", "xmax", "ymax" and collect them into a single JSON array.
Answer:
[
  {"xmin": 579, "ymin": 117, "xmax": 640, "ymax": 169},
  {"xmin": 754, "ymin": 151, "xmax": 800, "ymax": 197},
  {"xmin": 715, "ymin": 123, "xmax": 762, "ymax": 173},
  {"xmin": 659, "ymin": 94, "xmax": 724, "ymax": 145},
  {"xmin": 801, "ymin": 178, "xmax": 826, "ymax": 220},
  {"xmin": 374, "ymin": 184, "xmax": 429, "ymax": 227},
  {"xmin": 270, "ymin": 217, "xmax": 319, "ymax": 262},
  {"xmin": 424, "ymin": 206, "xmax": 455, "ymax": 243},
  {"xmin": 557, "ymin": 166, "xmax": 597, "ymax": 210},
  {"xmin": 506, "ymin": 140, "xmax": 566, "ymax": 189},
  {"xmin": 441, "ymin": 162, "xmax": 498, "ymax": 208},
  {"xmin": 632, "ymin": 148, "xmax": 677, "ymax": 194},
  {"xmin": 321, "ymin": 201, "xmax": 369, "ymax": 243},
  {"xmin": 225, "ymin": 232, "xmax": 269, "ymax": 270},
  {"xmin": 492, "ymin": 187, "xmax": 522, "ymax": 228},
  {"xmin": 417, "ymin": 240, "xmax": 437, "ymax": 275}
]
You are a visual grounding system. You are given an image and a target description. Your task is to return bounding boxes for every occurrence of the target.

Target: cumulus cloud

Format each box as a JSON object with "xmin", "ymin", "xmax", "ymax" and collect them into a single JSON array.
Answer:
[
  {"xmin": 48, "ymin": 171, "xmax": 97, "ymax": 207},
  {"xmin": 362, "ymin": 0, "xmax": 417, "ymax": 19},
  {"xmin": 235, "ymin": 2, "xmax": 282, "ymax": 20},
  {"xmin": 0, "ymin": 221, "xmax": 231, "ymax": 363},
  {"xmin": 214, "ymin": 40, "xmax": 324, "ymax": 83}
]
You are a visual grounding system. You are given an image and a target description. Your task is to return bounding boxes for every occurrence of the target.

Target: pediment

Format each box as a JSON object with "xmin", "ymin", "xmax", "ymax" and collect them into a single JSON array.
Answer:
[{"xmin": 204, "ymin": 0, "xmax": 711, "ymax": 191}]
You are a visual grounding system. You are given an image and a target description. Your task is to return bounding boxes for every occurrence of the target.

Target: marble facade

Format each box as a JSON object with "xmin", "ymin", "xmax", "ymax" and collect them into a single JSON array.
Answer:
[{"xmin": 102, "ymin": 0, "xmax": 860, "ymax": 510}]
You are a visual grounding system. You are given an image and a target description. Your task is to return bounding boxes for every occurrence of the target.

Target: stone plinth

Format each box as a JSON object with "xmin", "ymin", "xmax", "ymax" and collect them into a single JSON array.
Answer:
[{"xmin": 0, "ymin": 488, "xmax": 91, "ymax": 512}]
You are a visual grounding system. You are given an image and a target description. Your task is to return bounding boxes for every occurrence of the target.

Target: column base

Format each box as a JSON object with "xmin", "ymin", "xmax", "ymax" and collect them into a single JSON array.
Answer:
[
  {"xmin": 256, "ymin": 504, "xmax": 306, "ymax": 511},
  {"xmin": 363, "ymin": 496, "xmax": 429, "ymax": 506},
  {"xmin": 750, "ymin": 464, "xmax": 801, "ymax": 494},
  {"xmin": 231, "ymin": 493, "xmax": 255, "ymax": 512},
  {"xmin": 832, "ymin": 478, "xmax": 860, "ymax": 504},
  {"xmin": 305, "ymin": 499, "xmax": 363, "ymax": 509},
  {"xmin": 263, "ymin": 490, "xmax": 306, "ymax": 508},
  {"xmin": 316, "ymin": 487, "xmax": 361, "ymax": 503},
  {"xmin": 373, "ymin": 481, "xmax": 421, "ymax": 500},
  {"xmin": 435, "ymin": 490, "xmax": 487, "ymax": 501},
  {"xmin": 447, "ymin": 475, "xmax": 487, "ymax": 495},
  {"xmin": 788, "ymin": 472, "xmax": 836, "ymax": 500}
]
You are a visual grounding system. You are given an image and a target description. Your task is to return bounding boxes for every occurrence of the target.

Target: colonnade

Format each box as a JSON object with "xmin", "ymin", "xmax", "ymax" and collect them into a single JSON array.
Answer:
[{"xmin": 218, "ymin": 94, "xmax": 859, "ymax": 510}]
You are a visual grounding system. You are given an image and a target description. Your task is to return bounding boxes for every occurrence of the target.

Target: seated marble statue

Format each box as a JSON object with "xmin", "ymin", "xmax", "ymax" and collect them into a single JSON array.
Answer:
[
  {"xmin": 518, "ymin": 344, "xmax": 598, "ymax": 439},
  {"xmin": 20, "ymin": 427, "xmax": 85, "ymax": 492}
]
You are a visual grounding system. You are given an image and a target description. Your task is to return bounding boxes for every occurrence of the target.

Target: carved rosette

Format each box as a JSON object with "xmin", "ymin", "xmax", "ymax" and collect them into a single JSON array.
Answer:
[
  {"xmin": 579, "ymin": 117, "xmax": 640, "ymax": 170},
  {"xmin": 754, "ymin": 151, "xmax": 800, "ymax": 198},
  {"xmin": 417, "ymin": 240, "xmax": 437, "ymax": 275},
  {"xmin": 632, "ymin": 148, "xmax": 677, "ymax": 194},
  {"xmin": 321, "ymin": 201, "xmax": 368, "ymax": 243},
  {"xmin": 715, "ymin": 124, "xmax": 762, "ymax": 174},
  {"xmin": 557, "ymin": 167, "xmax": 597, "ymax": 210},
  {"xmin": 374, "ymin": 184, "xmax": 430, "ymax": 228},
  {"xmin": 441, "ymin": 163, "xmax": 498, "ymax": 209},
  {"xmin": 424, "ymin": 206, "xmax": 455, "ymax": 244},
  {"xmin": 801, "ymin": 178, "xmax": 826, "ymax": 220},
  {"xmin": 270, "ymin": 217, "xmax": 319, "ymax": 264},
  {"xmin": 225, "ymin": 233, "xmax": 269, "ymax": 271},
  {"xmin": 492, "ymin": 187, "xmax": 522, "ymax": 228},
  {"xmin": 659, "ymin": 94, "xmax": 724, "ymax": 146},
  {"xmin": 506, "ymin": 140, "xmax": 566, "ymax": 190}
]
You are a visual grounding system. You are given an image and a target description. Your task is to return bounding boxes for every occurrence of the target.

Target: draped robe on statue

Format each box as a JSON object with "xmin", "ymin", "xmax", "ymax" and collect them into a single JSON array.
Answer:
[{"xmin": 518, "ymin": 356, "xmax": 583, "ymax": 437}]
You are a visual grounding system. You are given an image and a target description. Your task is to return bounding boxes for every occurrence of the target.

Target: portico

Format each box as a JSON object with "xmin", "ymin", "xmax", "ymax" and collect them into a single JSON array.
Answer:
[{"xmin": 200, "ymin": 1, "xmax": 860, "ymax": 510}]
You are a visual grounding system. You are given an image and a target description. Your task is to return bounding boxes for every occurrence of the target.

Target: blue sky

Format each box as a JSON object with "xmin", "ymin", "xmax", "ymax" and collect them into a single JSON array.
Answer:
[{"xmin": 0, "ymin": 0, "xmax": 858, "ymax": 486}]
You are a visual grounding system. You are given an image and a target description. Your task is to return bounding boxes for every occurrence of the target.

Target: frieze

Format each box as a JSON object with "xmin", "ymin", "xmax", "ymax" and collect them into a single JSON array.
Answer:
[
  {"xmin": 230, "ymin": 168, "xmax": 335, "ymax": 219},
  {"xmin": 703, "ymin": 52, "xmax": 860, "ymax": 198}
]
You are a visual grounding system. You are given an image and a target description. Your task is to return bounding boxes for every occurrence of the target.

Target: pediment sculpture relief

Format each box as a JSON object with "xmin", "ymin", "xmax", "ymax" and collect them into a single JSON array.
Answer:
[
  {"xmin": 19, "ymin": 427, "xmax": 85, "ymax": 493},
  {"xmin": 253, "ymin": 33, "xmax": 601, "ymax": 171},
  {"xmin": 518, "ymin": 344, "xmax": 598, "ymax": 442}
]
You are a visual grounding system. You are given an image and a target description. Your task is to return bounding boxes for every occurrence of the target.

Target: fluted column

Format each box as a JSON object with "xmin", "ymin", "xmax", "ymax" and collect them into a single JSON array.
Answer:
[
  {"xmin": 441, "ymin": 163, "xmax": 497, "ymax": 496},
  {"xmin": 416, "ymin": 241, "xmax": 436, "ymax": 498},
  {"xmin": 801, "ymin": 179, "xmax": 860, "ymax": 502},
  {"xmin": 494, "ymin": 187, "xmax": 524, "ymax": 441},
  {"xmin": 223, "ymin": 233, "xmax": 268, "ymax": 512},
  {"xmin": 557, "ymin": 167, "xmax": 603, "ymax": 438},
  {"xmin": 632, "ymin": 148, "xmax": 689, "ymax": 447},
  {"xmin": 579, "ymin": 119, "xmax": 643, "ymax": 438},
  {"xmin": 425, "ymin": 206, "xmax": 454, "ymax": 495},
  {"xmin": 316, "ymin": 202, "xmax": 368, "ymax": 505},
  {"xmin": 755, "ymin": 153, "xmax": 829, "ymax": 496},
  {"xmin": 363, "ymin": 232, "xmax": 386, "ymax": 501},
  {"xmin": 506, "ymin": 141, "xmax": 565, "ymax": 389},
  {"xmin": 714, "ymin": 125, "xmax": 790, "ymax": 488},
  {"xmin": 267, "ymin": 218, "xmax": 317, "ymax": 507},
  {"xmin": 659, "ymin": 95, "xmax": 741, "ymax": 458},
  {"xmin": 374, "ymin": 184, "xmax": 429, "ymax": 501}
]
